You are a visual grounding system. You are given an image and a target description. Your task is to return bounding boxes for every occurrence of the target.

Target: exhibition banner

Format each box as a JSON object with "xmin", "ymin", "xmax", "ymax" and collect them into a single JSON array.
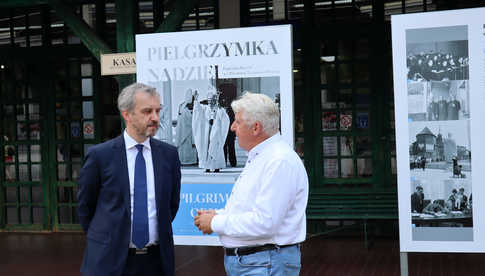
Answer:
[
  {"xmin": 392, "ymin": 7, "xmax": 485, "ymax": 252},
  {"xmin": 136, "ymin": 25, "xmax": 294, "ymax": 245}
]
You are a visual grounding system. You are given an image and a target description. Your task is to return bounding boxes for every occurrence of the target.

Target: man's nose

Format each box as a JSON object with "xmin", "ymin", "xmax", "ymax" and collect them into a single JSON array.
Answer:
[
  {"xmin": 230, "ymin": 122, "xmax": 236, "ymax": 131},
  {"xmin": 150, "ymin": 111, "xmax": 159, "ymax": 122}
]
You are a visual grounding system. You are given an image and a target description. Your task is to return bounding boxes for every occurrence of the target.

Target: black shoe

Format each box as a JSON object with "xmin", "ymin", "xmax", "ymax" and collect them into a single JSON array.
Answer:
[
  {"xmin": 214, "ymin": 169, "xmax": 220, "ymax": 173},
  {"xmin": 205, "ymin": 169, "xmax": 210, "ymax": 173}
]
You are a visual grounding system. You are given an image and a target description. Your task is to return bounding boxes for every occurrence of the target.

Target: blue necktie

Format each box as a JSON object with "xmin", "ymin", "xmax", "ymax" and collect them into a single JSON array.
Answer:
[{"xmin": 133, "ymin": 144, "xmax": 149, "ymax": 249}]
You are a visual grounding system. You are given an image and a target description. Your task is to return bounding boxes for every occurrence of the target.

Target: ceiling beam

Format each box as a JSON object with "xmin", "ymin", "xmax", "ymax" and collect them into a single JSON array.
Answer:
[
  {"xmin": 115, "ymin": 0, "xmax": 135, "ymax": 53},
  {"xmin": 115, "ymin": 0, "xmax": 135, "ymax": 88},
  {"xmin": 155, "ymin": 0, "xmax": 200, "ymax": 33},
  {"xmin": 0, "ymin": 0, "xmax": 47, "ymax": 7},
  {"xmin": 47, "ymin": 0, "xmax": 112, "ymax": 61}
]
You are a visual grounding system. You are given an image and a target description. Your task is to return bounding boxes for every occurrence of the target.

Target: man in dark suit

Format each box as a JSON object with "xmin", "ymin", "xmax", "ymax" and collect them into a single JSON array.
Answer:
[
  {"xmin": 447, "ymin": 94, "xmax": 461, "ymax": 120},
  {"xmin": 437, "ymin": 96, "xmax": 448, "ymax": 121},
  {"xmin": 448, "ymin": 188, "xmax": 460, "ymax": 210},
  {"xmin": 78, "ymin": 83, "xmax": 181, "ymax": 276},
  {"xmin": 218, "ymin": 82, "xmax": 237, "ymax": 167},
  {"xmin": 411, "ymin": 186, "xmax": 424, "ymax": 213}
]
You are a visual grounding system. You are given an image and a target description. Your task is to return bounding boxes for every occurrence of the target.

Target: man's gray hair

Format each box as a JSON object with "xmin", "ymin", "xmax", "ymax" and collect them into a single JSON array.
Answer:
[
  {"xmin": 231, "ymin": 91, "xmax": 280, "ymax": 136},
  {"xmin": 117, "ymin": 83, "xmax": 159, "ymax": 113}
]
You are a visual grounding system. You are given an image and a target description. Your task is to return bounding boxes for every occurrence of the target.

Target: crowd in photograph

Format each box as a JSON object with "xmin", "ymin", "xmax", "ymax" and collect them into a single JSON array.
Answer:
[
  {"xmin": 411, "ymin": 185, "xmax": 472, "ymax": 215},
  {"xmin": 407, "ymin": 51, "xmax": 469, "ymax": 81}
]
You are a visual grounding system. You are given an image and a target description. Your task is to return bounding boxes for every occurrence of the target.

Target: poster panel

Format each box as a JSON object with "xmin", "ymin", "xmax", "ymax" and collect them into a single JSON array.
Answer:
[
  {"xmin": 136, "ymin": 25, "xmax": 293, "ymax": 245},
  {"xmin": 392, "ymin": 7, "xmax": 485, "ymax": 252}
]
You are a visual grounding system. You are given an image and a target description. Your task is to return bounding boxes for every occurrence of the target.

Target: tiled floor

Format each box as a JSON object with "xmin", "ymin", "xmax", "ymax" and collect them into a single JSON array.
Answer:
[{"xmin": 2, "ymin": 233, "xmax": 485, "ymax": 276}]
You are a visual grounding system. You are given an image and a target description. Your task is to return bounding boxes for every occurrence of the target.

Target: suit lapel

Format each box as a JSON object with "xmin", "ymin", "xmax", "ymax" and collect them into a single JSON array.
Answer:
[
  {"xmin": 151, "ymin": 138, "xmax": 164, "ymax": 213},
  {"xmin": 113, "ymin": 135, "xmax": 131, "ymax": 218}
]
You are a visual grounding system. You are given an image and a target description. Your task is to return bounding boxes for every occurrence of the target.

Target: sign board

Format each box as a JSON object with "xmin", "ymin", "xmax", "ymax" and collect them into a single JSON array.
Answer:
[
  {"xmin": 136, "ymin": 25, "xmax": 294, "ymax": 245},
  {"xmin": 101, "ymin": 52, "xmax": 136, "ymax": 75},
  {"xmin": 392, "ymin": 7, "xmax": 485, "ymax": 252}
]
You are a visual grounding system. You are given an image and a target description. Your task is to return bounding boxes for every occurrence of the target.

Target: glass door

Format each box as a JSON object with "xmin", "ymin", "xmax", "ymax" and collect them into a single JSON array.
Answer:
[
  {"xmin": 0, "ymin": 55, "xmax": 101, "ymax": 231},
  {"xmin": 51, "ymin": 57, "xmax": 99, "ymax": 231},
  {"xmin": 0, "ymin": 60, "xmax": 49, "ymax": 230}
]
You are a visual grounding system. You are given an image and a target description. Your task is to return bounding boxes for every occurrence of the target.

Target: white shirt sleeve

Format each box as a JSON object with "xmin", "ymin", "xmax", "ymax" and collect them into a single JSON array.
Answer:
[
  {"xmin": 211, "ymin": 159, "xmax": 296, "ymax": 240},
  {"xmin": 215, "ymin": 208, "xmax": 226, "ymax": 215}
]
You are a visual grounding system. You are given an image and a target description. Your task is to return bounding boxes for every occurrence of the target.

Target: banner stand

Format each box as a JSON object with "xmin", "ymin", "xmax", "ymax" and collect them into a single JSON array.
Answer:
[
  {"xmin": 400, "ymin": 252, "xmax": 409, "ymax": 276},
  {"xmin": 136, "ymin": 25, "xmax": 294, "ymax": 245},
  {"xmin": 392, "ymin": 7, "xmax": 485, "ymax": 253}
]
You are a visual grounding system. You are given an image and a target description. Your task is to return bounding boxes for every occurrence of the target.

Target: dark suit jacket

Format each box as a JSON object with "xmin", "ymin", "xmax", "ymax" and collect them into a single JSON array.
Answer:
[
  {"xmin": 411, "ymin": 192, "xmax": 424, "ymax": 213},
  {"xmin": 78, "ymin": 135, "xmax": 181, "ymax": 276}
]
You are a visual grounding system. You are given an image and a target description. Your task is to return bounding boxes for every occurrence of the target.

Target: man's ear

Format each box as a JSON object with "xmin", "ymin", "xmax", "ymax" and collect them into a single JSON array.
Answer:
[
  {"xmin": 121, "ymin": 110, "xmax": 130, "ymax": 124},
  {"xmin": 252, "ymin": 121, "xmax": 263, "ymax": 136}
]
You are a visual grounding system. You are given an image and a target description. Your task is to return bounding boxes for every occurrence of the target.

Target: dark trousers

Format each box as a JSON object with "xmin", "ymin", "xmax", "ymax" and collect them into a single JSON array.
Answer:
[
  {"xmin": 224, "ymin": 133, "xmax": 236, "ymax": 167},
  {"xmin": 122, "ymin": 247, "xmax": 164, "ymax": 276}
]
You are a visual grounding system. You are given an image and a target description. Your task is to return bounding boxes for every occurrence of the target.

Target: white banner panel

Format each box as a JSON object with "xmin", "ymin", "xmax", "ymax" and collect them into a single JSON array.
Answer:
[
  {"xmin": 392, "ymin": 7, "xmax": 485, "ymax": 252},
  {"xmin": 136, "ymin": 25, "xmax": 293, "ymax": 245}
]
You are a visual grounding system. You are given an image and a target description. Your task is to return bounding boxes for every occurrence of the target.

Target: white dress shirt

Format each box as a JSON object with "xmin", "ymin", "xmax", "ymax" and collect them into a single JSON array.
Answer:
[
  {"xmin": 211, "ymin": 134, "xmax": 309, "ymax": 248},
  {"xmin": 124, "ymin": 131, "xmax": 158, "ymax": 247}
]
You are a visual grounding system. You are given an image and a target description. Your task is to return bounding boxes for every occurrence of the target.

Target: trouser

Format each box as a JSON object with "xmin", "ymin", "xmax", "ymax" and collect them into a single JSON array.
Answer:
[
  {"xmin": 224, "ymin": 244, "xmax": 301, "ymax": 276},
  {"xmin": 122, "ymin": 245, "xmax": 164, "ymax": 276},
  {"xmin": 224, "ymin": 133, "xmax": 237, "ymax": 167}
]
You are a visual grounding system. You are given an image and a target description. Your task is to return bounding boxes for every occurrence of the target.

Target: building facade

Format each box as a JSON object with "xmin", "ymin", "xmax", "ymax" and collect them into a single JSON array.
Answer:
[{"xmin": 0, "ymin": 0, "xmax": 483, "ymax": 232}]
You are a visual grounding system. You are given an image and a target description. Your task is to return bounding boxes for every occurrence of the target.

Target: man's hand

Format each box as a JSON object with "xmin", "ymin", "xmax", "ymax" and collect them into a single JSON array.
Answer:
[
  {"xmin": 194, "ymin": 209, "xmax": 216, "ymax": 234},
  {"xmin": 197, "ymin": 209, "xmax": 216, "ymax": 216}
]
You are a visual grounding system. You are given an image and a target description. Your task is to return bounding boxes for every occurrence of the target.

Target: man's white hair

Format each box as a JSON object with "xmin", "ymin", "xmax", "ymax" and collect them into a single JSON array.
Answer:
[{"xmin": 231, "ymin": 91, "xmax": 280, "ymax": 136}]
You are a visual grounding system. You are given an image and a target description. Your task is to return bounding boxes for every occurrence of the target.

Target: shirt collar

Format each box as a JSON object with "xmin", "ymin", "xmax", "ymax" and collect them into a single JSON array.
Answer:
[
  {"xmin": 247, "ymin": 133, "xmax": 280, "ymax": 161},
  {"xmin": 124, "ymin": 130, "xmax": 151, "ymax": 151}
]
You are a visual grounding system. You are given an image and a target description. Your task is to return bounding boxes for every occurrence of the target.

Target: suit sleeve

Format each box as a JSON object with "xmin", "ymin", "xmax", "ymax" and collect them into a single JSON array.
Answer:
[
  {"xmin": 171, "ymin": 149, "xmax": 181, "ymax": 222},
  {"xmin": 77, "ymin": 148, "xmax": 101, "ymax": 233},
  {"xmin": 411, "ymin": 194, "xmax": 417, "ymax": 212}
]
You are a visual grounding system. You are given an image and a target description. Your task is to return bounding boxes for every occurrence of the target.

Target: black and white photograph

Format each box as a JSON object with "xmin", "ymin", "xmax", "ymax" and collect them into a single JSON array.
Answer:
[
  {"xmin": 408, "ymin": 120, "xmax": 472, "ymax": 230},
  {"xmin": 147, "ymin": 68, "xmax": 280, "ymax": 175},
  {"xmin": 408, "ymin": 80, "xmax": 469, "ymax": 122},
  {"xmin": 406, "ymin": 26, "xmax": 469, "ymax": 82}
]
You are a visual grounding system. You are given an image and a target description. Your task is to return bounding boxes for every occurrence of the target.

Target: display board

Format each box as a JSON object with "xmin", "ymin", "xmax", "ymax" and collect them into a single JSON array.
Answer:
[
  {"xmin": 136, "ymin": 25, "xmax": 294, "ymax": 245},
  {"xmin": 392, "ymin": 7, "xmax": 485, "ymax": 252}
]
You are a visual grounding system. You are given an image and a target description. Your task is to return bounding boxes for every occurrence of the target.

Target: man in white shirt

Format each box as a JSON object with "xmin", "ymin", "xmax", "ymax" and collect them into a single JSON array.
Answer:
[{"xmin": 194, "ymin": 92, "xmax": 309, "ymax": 276}]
